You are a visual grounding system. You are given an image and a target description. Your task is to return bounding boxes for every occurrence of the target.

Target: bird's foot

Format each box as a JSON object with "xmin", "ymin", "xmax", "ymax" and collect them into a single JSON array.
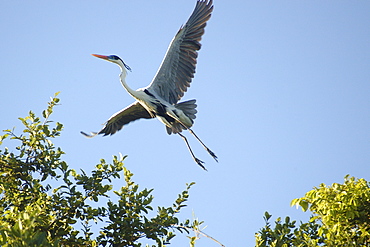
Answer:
[
  {"xmin": 206, "ymin": 148, "xmax": 218, "ymax": 162},
  {"xmin": 195, "ymin": 158, "xmax": 207, "ymax": 171}
]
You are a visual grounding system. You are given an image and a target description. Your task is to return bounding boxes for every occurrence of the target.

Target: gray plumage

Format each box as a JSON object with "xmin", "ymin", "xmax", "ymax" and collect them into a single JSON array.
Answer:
[
  {"xmin": 82, "ymin": 0, "xmax": 216, "ymax": 169},
  {"xmin": 90, "ymin": 102, "xmax": 153, "ymax": 136},
  {"xmin": 146, "ymin": 0, "xmax": 213, "ymax": 104},
  {"xmin": 166, "ymin": 99, "xmax": 197, "ymax": 135}
]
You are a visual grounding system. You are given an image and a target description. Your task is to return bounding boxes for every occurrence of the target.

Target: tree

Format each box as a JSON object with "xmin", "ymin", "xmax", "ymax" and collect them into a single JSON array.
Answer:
[
  {"xmin": 0, "ymin": 93, "xmax": 217, "ymax": 246},
  {"xmin": 255, "ymin": 175, "xmax": 370, "ymax": 246}
]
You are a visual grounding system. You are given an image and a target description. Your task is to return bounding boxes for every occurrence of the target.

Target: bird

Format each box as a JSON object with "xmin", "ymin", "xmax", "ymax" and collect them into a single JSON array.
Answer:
[{"xmin": 81, "ymin": 0, "xmax": 216, "ymax": 170}]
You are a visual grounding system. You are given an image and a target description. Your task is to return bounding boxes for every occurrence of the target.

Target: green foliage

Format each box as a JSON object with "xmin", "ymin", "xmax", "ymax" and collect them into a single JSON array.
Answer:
[
  {"xmin": 255, "ymin": 212, "xmax": 322, "ymax": 247},
  {"xmin": 256, "ymin": 176, "xmax": 370, "ymax": 246},
  {"xmin": 291, "ymin": 175, "xmax": 370, "ymax": 246},
  {"xmin": 0, "ymin": 93, "xmax": 202, "ymax": 246}
]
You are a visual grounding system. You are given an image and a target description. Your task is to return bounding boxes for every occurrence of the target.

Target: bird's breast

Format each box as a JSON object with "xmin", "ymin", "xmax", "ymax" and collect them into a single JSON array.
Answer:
[{"xmin": 141, "ymin": 89, "xmax": 173, "ymax": 121}]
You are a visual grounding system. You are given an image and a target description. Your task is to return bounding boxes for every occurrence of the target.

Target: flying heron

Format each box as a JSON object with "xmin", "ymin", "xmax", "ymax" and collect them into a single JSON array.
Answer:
[{"xmin": 82, "ymin": 0, "xmax": 216, "ymax": 170}]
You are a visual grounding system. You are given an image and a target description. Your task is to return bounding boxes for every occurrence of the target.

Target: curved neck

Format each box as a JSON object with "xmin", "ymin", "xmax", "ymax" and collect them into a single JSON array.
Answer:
[{"xmin": 119, "ymin": 66, "xmax": 138, "ymax": 98}]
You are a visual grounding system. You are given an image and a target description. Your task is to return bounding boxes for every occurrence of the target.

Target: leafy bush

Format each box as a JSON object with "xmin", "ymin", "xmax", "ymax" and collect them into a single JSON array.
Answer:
[
  {"xmin": 256, "ymin": 176, "xmax": 370, "ymax": 246},
  {"xmin": 0, "ymin": 93, "xmax": 204, "ymax": 247}
]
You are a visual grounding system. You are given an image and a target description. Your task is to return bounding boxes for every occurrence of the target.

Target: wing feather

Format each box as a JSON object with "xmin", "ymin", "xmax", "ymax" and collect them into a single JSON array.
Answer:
[
  {"xmin": 81, "ymin": 102, "xmax": 153, "ymax": 137},
  {"xmin": 146, "ymin": 0, "xmax": 213, "ymax": 104}
]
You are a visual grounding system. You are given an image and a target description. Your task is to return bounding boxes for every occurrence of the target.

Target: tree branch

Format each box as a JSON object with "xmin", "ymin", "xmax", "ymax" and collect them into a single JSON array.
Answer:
[{"xmin": 174, "ymin": 225, "xmax": 225, "ymax": 247}]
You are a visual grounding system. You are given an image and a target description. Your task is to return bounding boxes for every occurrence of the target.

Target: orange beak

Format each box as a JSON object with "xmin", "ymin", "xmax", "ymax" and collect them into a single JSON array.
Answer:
[{"xmin": 92, "ymin": 54, "xmax": 109, "ymax": 60}]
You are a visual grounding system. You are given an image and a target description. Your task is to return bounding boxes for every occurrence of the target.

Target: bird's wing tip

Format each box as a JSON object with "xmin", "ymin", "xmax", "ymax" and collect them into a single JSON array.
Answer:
[{"xmin": 80, "ymin": 131, "xmax": 98, "ymax": 138}]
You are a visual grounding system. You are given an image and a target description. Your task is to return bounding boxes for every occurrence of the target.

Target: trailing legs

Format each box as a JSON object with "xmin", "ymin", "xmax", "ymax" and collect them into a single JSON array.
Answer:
[{"xmin": 178, "ymin": 133, "xmax": 207, "ymax": 170}]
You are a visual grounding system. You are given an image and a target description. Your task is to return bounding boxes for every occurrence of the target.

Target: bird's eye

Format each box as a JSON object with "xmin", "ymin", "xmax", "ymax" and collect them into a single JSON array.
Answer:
[{"xmin": 110, "ymin": 55, "xmax": 119, "ymax": 60}]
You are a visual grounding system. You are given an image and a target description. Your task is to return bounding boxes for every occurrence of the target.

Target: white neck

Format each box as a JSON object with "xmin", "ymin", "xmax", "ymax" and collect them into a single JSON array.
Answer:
[{"xmin": 118, "ymin": 64, "xmax": 138, "ymax": 98}]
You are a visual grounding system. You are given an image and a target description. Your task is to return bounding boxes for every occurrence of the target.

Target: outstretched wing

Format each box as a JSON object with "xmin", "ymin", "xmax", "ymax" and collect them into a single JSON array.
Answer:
[
  {"xmin": 146, "ymin": 0, "xmax": 213, "ymax": 104},
  {"xmin": 81, "ymin": 102, "xmax": 153, "ymax": 137}
]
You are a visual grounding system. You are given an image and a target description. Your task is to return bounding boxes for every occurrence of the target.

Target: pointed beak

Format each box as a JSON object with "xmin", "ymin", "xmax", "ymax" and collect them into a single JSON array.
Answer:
[{"xmin": 92, "ymin": 54, "xmax": 109, "ymax": 60}]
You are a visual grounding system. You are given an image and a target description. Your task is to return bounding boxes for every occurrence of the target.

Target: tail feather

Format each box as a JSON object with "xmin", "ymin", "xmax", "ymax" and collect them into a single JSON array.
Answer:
[
  {"xmin": 176, "ymin": 99, "xmax": 197, "ymax": 119},
  {"xmin": 166, "ymin": 99, "xmax": 197, "ymax": 135}
]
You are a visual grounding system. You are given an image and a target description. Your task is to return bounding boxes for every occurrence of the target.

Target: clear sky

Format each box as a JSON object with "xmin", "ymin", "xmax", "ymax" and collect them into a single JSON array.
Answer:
[{"xmin": 1, "ymin": 0, "xmax": 370, "ymax": 246}]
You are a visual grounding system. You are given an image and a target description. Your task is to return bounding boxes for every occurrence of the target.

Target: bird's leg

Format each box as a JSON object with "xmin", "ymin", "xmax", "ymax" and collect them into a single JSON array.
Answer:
[
  {"xmin": 178, "ymin": 133, "xmax": 207, "ymax": 170},
  {"xmin": 167, "ymin": 111, "xmax": 218, "ymax": 162},
  {"xmin": 187, "ymin": 128, "xmax": 218, "ymax": 162}
]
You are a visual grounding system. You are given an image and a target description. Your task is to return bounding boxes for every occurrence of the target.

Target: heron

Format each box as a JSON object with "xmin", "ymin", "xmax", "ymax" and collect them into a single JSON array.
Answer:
[{"xmin": 81, "ymin": 0, "xmax": 216, "ymax": 170}]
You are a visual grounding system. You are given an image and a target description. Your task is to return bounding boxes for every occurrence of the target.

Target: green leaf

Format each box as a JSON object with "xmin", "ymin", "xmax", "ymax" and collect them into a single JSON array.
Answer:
[
  {"xmin": 264, "ymin": 211, "xmax": 272, "ymax": 221},
  {"xmin": 299, "ymin": 200, "xmax": 309, "ymax": 212}
]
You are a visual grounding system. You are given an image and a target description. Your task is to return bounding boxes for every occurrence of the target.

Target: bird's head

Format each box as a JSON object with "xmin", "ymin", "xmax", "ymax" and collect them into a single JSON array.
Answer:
[{"xmin": 92, "ymin": 54, "xmax": 132, "ymax": 72}]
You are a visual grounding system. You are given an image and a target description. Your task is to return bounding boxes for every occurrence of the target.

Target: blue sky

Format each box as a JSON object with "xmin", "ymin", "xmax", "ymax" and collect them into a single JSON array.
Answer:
[{"xmin": 1, "ymin": 1, "xmax": 370, "ymax": 246}]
